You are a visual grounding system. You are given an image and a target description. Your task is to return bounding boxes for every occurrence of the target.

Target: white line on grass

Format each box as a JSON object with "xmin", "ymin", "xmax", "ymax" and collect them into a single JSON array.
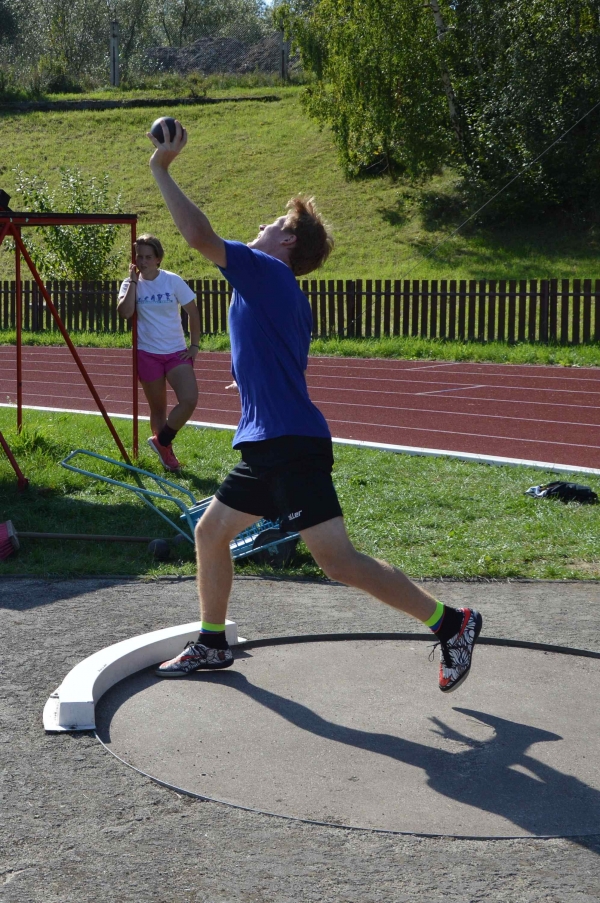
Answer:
[{"xmin": 2, "ymin": 402, "xmax": 599, "ymax": 476}]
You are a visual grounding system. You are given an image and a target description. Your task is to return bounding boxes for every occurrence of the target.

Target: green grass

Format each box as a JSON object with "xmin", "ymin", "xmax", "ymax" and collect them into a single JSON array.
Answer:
[
  {"xmin": 1, "ymin": 86, "xmax": 599, "ymax": 283},
  {"xmin": 2, "ymin": 408, "xmax": 599, "ymax": 580},
  {"xmin": 3, "ymin": 328, "xmax": 600, "ymax": 366}
]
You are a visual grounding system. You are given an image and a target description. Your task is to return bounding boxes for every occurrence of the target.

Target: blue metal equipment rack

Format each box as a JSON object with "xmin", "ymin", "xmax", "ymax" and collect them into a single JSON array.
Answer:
[{"xmin": 60, "ymin": 450, "xmax": 299, "ymax": 563}]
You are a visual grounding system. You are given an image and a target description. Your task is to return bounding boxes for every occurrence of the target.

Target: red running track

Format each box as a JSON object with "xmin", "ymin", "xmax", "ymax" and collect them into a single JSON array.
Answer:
[{"xmin": 1, "ymin": 345, "xmax": 600, "ymax": 470}]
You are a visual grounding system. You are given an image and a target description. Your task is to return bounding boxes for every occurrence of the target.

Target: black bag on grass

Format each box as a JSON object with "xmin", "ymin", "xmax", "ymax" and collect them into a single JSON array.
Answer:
[{"xmin": 525, "ymin": 481, "xmax": 598, "ymax": 504}]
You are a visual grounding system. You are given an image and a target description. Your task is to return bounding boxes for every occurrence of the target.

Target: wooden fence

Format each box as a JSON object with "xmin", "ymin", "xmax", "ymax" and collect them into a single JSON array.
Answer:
[{"xmin": 2, "ymin": 277, "xmax": 600, "ymax": 344}]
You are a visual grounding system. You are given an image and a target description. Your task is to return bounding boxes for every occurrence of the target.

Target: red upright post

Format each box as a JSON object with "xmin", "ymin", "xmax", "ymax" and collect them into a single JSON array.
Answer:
[
  {"xmin": 131, "ymin": 222, "xmax": 138, "ymax": 458},
  {"xmin": 15, "ymin": 226, "xmax": 22, "ymax": 432},
  {"xmin": 11, "ymin": 226, "xmax": 132, "ymax": 464}
]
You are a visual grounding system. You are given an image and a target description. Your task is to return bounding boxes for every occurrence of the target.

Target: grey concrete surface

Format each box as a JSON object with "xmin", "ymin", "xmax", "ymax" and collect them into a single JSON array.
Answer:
[
  {"xmin": 97, "ymin": 641, "xmax": 600, "ymax": 838},
  {"xmin": 2, "ymin": 575, "xmax": 600, "ymax": 901}
]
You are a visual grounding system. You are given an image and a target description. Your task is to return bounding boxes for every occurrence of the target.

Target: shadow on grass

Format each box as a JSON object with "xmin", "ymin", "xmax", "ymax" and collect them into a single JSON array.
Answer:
[
  {"xmin": 376, "ymin": 183, "xmax": 600, "ymax": 279},
  {"xmin": 0, "ymin": 477, "xmax": 200, "ymax": 583}
]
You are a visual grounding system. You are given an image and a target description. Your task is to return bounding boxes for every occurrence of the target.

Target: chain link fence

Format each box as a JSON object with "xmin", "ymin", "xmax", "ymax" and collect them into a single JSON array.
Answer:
[{"xmin": 0, "ymin": 0, "xmax": 295, "ymax": 94}]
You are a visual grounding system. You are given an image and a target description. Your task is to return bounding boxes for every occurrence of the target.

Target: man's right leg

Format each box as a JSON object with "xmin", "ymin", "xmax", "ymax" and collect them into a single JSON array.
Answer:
[{"xmin": 155, "ymin": 499, "xmax": 259, "ymax": 677}]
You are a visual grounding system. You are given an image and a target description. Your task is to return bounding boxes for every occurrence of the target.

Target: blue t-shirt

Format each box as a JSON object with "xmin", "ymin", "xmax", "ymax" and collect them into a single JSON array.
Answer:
[{"xmin": 218, "ymin": 240, "xmax": 330, "ymax": 447}]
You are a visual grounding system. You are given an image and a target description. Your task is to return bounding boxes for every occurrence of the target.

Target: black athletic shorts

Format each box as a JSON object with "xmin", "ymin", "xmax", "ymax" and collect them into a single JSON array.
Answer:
[{"xmin": 215, "ymin": 435, "xmax": 343, "ymax": 532}]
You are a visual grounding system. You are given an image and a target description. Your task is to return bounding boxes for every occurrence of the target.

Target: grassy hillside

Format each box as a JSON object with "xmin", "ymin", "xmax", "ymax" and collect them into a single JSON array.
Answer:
[{"xmin": 1, "ymin": 85, "xmax": 598, "ymax": 282}]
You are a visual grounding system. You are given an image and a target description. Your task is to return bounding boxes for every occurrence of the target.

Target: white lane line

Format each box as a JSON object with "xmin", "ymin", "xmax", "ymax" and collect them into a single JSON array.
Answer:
[
  {"xmin": 1, "ymin": 402, "xmax": 597, "ymax": 475},
  {"xmin": 312, "ymin": 398, "xmax": 600, "ymax": 430},
  {"xmin": 325, "ymin": 416, "xmax": 600, "ymax": 451},
  {"xmin": 0, "ymin": 402, "xmax": 239, "ymax": 423},
  {"xmin": 330, "ymin": 438, "xmax": 600, "ymax": 476},
  {"xmin": 309, "ymin": 376, "xmax": 600, "ymax": 397},
  {"xmin": 416, "ymin": 384, "xmax": 487, "ymax": 396},
  {"xmin": 2, "ymin": 382, "xmax": 598, "ymax": 430}
]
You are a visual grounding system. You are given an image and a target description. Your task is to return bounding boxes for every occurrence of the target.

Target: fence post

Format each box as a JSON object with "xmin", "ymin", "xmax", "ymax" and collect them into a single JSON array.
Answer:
[
  {"xmin": 430, "ymin": 280, "xmax": 438, "ymax": 339},
  {"xmin": 497, "ymin": 280, "xmax": 507, "ymax": 341},
  {"xmin": 374, "ymin": 279, "xmax": 382, "ymax": 338},
  {"xmin": 355, "ymin": 279, "xmax": 363, "ymax": 337},
  {"xmin": 220, "ymin": 280, "xmax": 228, "ymax": 332},
  {"xmin": 336, "ymin": 280, "xmax": 345, "ymax": 336},
  {"xmin": 518, "ymin": 279, "xmax": 527, "ymax": 342},
  {"xmin": 549, "ymin": 279, "xmax": 558, "ymax": 342},
  {"xmin": 477, "ymin": 279, "xmax": 486, "ymax": 342},
  {"xmin": 583, "ymin": 278, "xmax": 592, "ymax": 343},
  {"xmin": 420, "ymin": 279, "xmax": 429, "ymax": 338},
  {"xmin": 364, "ymin": 279, "xmax": 372, "ymax": 337},
  {"xmin": 572, "ymin": 279, "xmax": 581, "ymax": 345},
  {"xmin": 527, "ymin": 280, "xmax": 537, "ymax": 343},
  {"xmin": 539, "ymin": 280, "xmax": 549, "ymax": 343},
  {"xmin": 560, "ymin": 279, "xmax": 570, "ymax": 344},
  {"xmin": 595, "ymin": 280, "xmax": 600, "ymax": 343},
  {"xmin": 448, "ymin": 280, "xmax": 457, "ymax": 340},
  {"xmin": 411, "ymin": 280, "xmax": 420, "ymax": 336},
  {"xmin": 392, "ymin": 280, "xmax": 400, "ymax": 336},
  {"xmin": 346, "ymin": 280, "xmax": 355, "ymax": 337},
  {"xmin": 507, "ymin": 279, "xmax": 516, "ymax": 343},
  {"xmin": 402, "ymin": 280, "xmax": 410, "ymax": 336},
  {"xmin": 327, "ymin": 279, "xmax": 335, "ymax": 336},
  {"xmin": 487, "ymin": 280, "xmax": 496, "ymax": 342},
  {"xmin": 467, "ymin": 280, "xmax": 476, "ymax": 340},
  {"xmin": 383, "ymin": 280, "xmax": 391, "ymax": 337},
  {"xmin": 319, "ymin": 280, "xmax": 327, "ymax": 337},
  {"xmin": 440, "ymin": 279, "xmax": 447, "ymax": 338}
]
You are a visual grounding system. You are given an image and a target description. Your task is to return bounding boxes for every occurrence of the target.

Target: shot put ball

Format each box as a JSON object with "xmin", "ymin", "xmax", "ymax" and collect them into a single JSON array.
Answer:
[
  {"xmin": 148, "ymin": 538, "xmax": 170, "ymax": 560},
  {"xmin": 150, "ymin": 116, "xmax": 177, "ymax": 143}
]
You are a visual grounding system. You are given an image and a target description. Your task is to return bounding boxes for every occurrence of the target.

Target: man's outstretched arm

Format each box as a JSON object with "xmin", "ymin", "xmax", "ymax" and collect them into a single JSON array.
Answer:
[{"xmin": 147, "ymin": 120, "xmax": 227, "ymax": 268}]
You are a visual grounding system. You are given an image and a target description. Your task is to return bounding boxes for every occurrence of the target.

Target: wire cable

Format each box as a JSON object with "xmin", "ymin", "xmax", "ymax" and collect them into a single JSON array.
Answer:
[{"xmin": 339, "ymin": 97, "xmax": 600, "ymax": 336}]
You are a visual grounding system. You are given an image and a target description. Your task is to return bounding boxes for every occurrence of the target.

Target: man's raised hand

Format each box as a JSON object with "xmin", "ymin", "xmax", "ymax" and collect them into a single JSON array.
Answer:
[{"xmin": 147, "ymin": 119, "xmax": 188, "ymax": 171}]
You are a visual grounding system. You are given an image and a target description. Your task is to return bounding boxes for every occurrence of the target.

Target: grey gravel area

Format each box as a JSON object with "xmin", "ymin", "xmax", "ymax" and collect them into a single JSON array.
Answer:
[{"xmin": 2, "ymin": 575, "xmax": 600, "ymax": 902}]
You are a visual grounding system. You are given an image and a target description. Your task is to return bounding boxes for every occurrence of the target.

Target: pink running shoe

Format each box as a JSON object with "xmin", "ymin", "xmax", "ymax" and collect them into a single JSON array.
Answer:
[{"xmin": 147, "ymin": 436, "xmax": 181, "ymax": 472}]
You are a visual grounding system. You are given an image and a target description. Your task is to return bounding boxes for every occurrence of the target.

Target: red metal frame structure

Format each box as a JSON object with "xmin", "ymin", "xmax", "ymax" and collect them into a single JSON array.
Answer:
[{"xmin": 0, "ymin": 207, "xmax": 138, "ymax": 475}]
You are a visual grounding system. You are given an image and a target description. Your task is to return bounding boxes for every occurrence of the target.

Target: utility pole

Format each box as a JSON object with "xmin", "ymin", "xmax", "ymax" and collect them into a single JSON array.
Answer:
[
  {"xmin": 110, "ymin": 20, "xmax": 120, "ymax": 87},
  {"xmin": 279, "ymin": 31, "xmax": 290, "ymax": 81}
]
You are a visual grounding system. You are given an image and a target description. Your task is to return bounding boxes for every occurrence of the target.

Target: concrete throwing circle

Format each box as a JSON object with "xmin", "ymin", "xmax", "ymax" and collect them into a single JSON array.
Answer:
[{"xmin": 95, "ymin": 638, "xmax": 600, "ymax": 838}]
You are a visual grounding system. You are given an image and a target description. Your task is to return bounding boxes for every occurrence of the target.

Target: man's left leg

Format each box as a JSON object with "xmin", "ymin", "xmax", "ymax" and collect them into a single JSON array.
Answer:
[
  {"xmin": 301, "ymin": 516, "xmax": 482, "ymax": 692},
  {"xmin": 155, "ymin": 499, "xmax": 259, "ymax": 677}
]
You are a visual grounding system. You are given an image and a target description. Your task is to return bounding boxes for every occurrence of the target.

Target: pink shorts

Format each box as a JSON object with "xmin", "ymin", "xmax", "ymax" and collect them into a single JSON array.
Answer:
[{"xmin": 137, "ymin": 349, "xmax": 193, "ymax": 383}]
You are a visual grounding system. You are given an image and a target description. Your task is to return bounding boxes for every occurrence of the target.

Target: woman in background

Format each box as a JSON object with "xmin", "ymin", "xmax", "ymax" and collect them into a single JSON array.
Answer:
[{"xmin": 118, "ymin": 233, "xmax": 200, "ymax": 472}]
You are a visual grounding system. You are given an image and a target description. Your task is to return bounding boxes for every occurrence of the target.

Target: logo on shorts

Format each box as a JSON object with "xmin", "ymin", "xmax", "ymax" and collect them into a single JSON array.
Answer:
[{"xmin": 287, "ymin": 510, "xmax": 302, "ymax": 521}]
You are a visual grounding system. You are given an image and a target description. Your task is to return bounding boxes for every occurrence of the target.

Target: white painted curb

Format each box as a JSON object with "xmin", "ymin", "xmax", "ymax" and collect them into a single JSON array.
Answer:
[{"xmin": 43, "ymin": 619, "xmax": 244, "ymax": 733}]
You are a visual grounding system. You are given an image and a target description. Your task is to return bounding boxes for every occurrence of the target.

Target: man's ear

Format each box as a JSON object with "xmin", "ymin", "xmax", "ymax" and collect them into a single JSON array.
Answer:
[{"xmin": 281, "ymin": 232, "xmax": 297, "ymax": 246}]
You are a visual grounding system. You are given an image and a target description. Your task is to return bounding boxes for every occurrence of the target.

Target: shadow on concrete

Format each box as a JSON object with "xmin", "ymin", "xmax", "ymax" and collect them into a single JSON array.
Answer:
[
  {"xmin": 210, "ymin": 672, "xmax": 600, "ymax": 843},
  {"xmin": 98, "ymin": 666, "xmax": 600, "ymax": 845}
]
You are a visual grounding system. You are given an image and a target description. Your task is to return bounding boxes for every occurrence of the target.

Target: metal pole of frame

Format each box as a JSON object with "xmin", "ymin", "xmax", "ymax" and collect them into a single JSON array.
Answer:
[
  {"xmin": 110, "ymin": 21, "xmax": 120, "ymax": 88},
  {"xmin": 15, "ymin": 225, "xmax": 23, "ymax": 433},
  {"xmin": 131, "ymin": 222, "xmax": 138, "ymax": 459}
]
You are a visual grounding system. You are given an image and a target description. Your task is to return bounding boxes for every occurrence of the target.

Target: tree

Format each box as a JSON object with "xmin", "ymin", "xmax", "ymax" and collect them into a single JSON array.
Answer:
[
  {"xmin": 279, "ymin": 0, "xmax": 600, "ymax": 214},
  {"xmin": 13, "ymin": 167, "xmax": 124, "ymax": 280},
  {"xmin": 277, "ymin": 0, "xmax": 453, "ymax": 178},
  {"xmin": 449, "ymin": 0, "xmax": 600, "ymax": 213}
]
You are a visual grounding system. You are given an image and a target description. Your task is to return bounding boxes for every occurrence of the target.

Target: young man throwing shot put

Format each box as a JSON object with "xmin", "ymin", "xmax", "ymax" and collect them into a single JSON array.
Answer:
[{"xmin": 148, "ymin": 117, "xmax": 482, "ymax": 692}]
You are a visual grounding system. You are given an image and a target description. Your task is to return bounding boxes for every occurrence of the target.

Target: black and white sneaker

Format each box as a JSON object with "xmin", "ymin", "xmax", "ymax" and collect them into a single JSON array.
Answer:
[
  {"xmin": 435, "ymin": 608, "xmax": 483, "ymax": 692},
  {"xmin": 155, "ymin": 639, "xmax": 233, "ymax": 678}
]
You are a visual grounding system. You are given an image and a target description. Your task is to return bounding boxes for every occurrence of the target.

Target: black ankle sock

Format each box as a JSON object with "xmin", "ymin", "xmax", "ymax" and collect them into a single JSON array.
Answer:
[
  {"xmin": 198, "ymin": 631, "xmax": 228, "ymax": 650},
  {"xmin": 158, "ymin": 424, "xmax": 178, "ymax": 447},
  {"xmin": 435, "ymin": 607, "xmax": 464, "ymax": 642}
]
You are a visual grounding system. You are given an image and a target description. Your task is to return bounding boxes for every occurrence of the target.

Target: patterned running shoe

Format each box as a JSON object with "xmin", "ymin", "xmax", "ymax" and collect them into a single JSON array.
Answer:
[
  {"xmin": 148, "ymin": 436, "xmax": 181, "ymax": 472},
  {"xmin": 155, "ymin": 640, "xmax": 234, "ymax": 678},
  {"xmin": 435, "ymin": 608, "xmax": 483, "ymax": 693}
]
